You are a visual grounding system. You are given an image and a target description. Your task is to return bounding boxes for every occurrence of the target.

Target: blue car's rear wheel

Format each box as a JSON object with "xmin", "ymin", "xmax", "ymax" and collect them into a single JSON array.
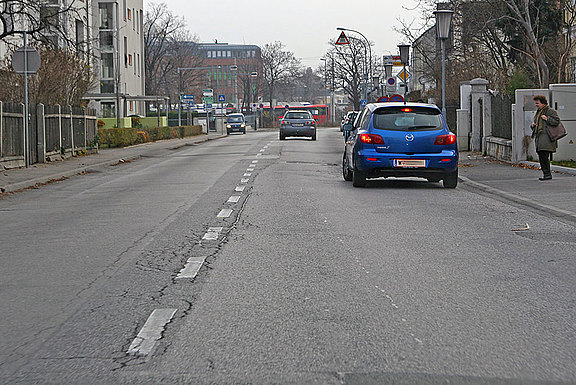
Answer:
[
  {"xmin": 342, "ymin": 153, "xmax": 352, "ymax": 181},
  {"xmin": 352, "ymin": 157, "xmax": 367, "ymax": 187},
  {"xmin": 443, "ymin": 170, "xmax": 458, "ymax": 188}
]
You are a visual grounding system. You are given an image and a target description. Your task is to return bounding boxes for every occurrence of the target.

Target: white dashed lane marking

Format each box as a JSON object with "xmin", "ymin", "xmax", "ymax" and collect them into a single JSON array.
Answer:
[
  {"xmin": 247, "ymin": 168, "xmax": 254, "ymax": 172},
  {"xmin": 243, "ymin": 173, "xmax": 252, "ymax": 177},
  {"xmin": 227, "ymin": 196, "xmax": 241, "ymax": 203},
  {"xmin": 127, "ymin": 309, "xmax": 177, "ymax": 356},
  {"xmin": 217, "ymin": 209, "xmax": 233, "ymax": 218},
  {"xmin": 241, "ymin": 178, "xmax": 249, "ymax": 183},
  {"xmin": 177, "ymin": 256, "xmax": 206, "ymax": 279},
  {"xmin": 202, "ymin": 226, "xmax": 224, "ymax": 240},
  {"xmin": 235, "ymin": 185, "xmax": 245, "ymax": 192}
]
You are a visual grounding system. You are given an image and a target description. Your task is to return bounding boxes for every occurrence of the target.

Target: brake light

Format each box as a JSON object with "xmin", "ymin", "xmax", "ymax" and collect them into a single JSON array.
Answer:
[
  {"xmin": 359, "ymin": 133, "xmax": 384, "ymax": 144},
  {"xmin": 401, "ymin": 108, "xmax": 413, "ymax": 112},
  {"xmin": 434, "ymin": 133, "xmax": 456, "ymax": 145},
  {"xmin": 281, "ymin": 120, "xmax": 289, "ymax": 125}
]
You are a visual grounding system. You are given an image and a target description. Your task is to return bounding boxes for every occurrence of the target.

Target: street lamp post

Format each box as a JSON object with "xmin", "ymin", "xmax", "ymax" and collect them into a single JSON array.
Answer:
[
  {"xmin": 434, "ymin": 9, "xmax": 454, "ymax": 116},
  {"xmin": 398, "ymin": 44, "xmax": 410, "ymax": 101},
  {"xmin": 320, "ymin": 57, "xmax": 327, "ymax": 112},
  {"xmin": 337, "ymin": 27, "xmax": 372, "ymax": 101}
]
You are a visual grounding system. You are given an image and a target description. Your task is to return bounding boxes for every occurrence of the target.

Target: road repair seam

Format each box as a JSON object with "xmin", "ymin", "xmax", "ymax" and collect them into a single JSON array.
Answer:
[{"xmin": 459, "ymin": 176, "xmax": 576, "ymax": 223}]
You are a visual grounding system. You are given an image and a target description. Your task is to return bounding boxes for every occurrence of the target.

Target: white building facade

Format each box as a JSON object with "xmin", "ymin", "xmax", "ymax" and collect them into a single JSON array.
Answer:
[{"xmin": 89, "ymin": 0, "xmax": 145, "ymax": 118}]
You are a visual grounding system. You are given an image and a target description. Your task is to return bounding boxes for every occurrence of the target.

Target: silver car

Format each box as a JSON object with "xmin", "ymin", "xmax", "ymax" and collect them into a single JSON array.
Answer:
[{"xmin": 279, "ymin": 110, "xmax": 317, "ymax": 140}]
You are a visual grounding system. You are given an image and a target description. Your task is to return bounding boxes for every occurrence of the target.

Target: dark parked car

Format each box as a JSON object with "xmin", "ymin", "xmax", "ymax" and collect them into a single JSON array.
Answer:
[
  {"xmin": 342, "ymin": 102, "xmax": 458, "ymax": 188},
  {"xmin": 226, "ymin": 113, "xmax": 246, "ymax": 135},
  {"xmin": 279, "ymin": 110, "xmax": 316, "ymax": 140}
]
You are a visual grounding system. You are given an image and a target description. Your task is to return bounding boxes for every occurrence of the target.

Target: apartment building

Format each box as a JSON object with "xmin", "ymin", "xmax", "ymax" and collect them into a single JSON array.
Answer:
[
  {"xmin": 182, "ymin": 42, "xmax": 262, "ymax": 110},
  {"xmin": 1, "ymin": 0, "xmax": 146, "ymax": 119},
  {"xmin": 87, "ymin": 0, "xmax": 145, "ymax": 118}
]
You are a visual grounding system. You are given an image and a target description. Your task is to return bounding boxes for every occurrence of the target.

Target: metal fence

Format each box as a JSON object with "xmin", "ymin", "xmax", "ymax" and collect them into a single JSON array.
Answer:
[{"xmin": 0, "ymin": 101, "xmax": 98, "ymax": 169}]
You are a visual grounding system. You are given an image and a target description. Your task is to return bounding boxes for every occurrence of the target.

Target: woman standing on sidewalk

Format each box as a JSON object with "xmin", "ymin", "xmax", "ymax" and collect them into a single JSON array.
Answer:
[{"xmin": 531, "ymin": 95, "xmax": 560, "ymax": 181}]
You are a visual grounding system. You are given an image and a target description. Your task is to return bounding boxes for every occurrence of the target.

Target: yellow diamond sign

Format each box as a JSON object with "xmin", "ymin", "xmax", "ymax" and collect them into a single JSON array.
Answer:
[{"xmin": 397, "ymin": 69, "xmax": 411, "ymax": 82}]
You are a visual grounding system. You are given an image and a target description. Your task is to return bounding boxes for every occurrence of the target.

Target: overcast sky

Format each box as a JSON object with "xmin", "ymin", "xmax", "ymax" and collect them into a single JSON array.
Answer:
[{"xmin": 160, "ymin": 0, "xmax": 426, "ymax": 69}]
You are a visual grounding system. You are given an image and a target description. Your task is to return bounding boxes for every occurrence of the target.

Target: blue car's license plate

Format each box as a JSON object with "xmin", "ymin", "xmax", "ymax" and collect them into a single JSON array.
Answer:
[{"xmin": 394, "ymin": 159, "xmax": 426, "ymax": 168}]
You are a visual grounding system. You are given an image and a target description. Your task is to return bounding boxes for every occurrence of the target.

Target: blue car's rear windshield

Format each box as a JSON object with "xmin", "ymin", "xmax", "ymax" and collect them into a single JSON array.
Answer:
[{"xmin": 373, "ymin": 107, "xmax": 442, "ymax": 131}]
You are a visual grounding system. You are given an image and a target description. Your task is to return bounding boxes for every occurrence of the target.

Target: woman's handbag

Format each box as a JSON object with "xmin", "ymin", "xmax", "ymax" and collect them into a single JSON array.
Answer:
[{"xmin": 546, "ymin": 121, "xmax": 567, "ymax": 141}]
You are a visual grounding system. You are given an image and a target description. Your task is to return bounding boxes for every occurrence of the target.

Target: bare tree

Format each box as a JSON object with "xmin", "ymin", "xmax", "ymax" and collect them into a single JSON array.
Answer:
[
  {"xmin": 0, "ymin": 47, "xmax": 94, "ymax": 105},
  {"xmin": 1, "ymin": 0, "xmax": 84, "ymax": 48},
  {"xmin": 328, "ymin": 36, "xmax": 367, "ymax": 110},
  {"xmin": 261, "ymin": 41, "xmax": 301, "ymax": 114},
  {"xmin": 144, "ymin": 2, "xmax": 203, "ymax": 104}
]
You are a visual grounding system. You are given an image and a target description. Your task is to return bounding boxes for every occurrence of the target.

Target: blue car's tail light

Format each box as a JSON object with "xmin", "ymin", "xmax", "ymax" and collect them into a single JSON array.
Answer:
[
  {"xmin": 434, "ymin": 133, "xmax": 456, "ymax": 145},
  {"xmin": 360, "ymin": 133, "xmax": 384, "ymax": 144}
]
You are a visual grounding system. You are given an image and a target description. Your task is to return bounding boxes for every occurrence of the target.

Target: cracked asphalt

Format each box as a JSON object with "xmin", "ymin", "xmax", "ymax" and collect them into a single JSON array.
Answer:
[{"xmin": 1, "ymin": 128, "xmax": 576, "ymax": 384}]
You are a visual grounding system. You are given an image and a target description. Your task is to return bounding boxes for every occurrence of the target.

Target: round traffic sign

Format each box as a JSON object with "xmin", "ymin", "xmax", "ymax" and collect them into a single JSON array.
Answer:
[
  {"xmin": 387, "ymin": 77, "xmax": 395, "ymax": 86},
  {"xmin": 377, "ymin": 96, "xmax": 389, "ymax": 102},
  {"xmin": 389, "ymin": 94, "xmax": 404, "ymax": 102}
]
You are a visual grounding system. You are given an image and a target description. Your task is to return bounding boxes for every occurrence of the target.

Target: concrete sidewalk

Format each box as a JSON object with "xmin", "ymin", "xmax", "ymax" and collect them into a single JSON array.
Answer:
[
  {"xmin": 0, "ymin": 132, "xmax": 227, "ymax": 194},
  {"xmin": 459, "ymin": 152, "xmax": 576, "ymax": 222}
]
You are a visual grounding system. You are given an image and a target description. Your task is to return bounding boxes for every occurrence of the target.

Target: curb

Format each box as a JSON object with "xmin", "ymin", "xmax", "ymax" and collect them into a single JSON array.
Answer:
[
  {"xmin": 518, "ymin": 161, "xmax": 576, "ymax": 176},
  {"xmin": 459, "ymin": 176, "xmax": 576, "ymax": 223}
]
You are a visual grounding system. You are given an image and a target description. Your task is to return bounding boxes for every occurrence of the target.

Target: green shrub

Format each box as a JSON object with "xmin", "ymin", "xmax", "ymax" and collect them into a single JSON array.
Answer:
[{"xmin": 98, "ymin": 128, "xmax": 138, "ymax": 147}]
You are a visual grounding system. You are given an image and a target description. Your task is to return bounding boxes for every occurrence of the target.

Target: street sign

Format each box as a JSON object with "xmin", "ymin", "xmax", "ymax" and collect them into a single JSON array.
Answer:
[
  {"xmin": 360, "ymin": 99, "xmax": 367, "ymax": 107},
  {"xmin": 335, "ymin": 31, "xmax": 350, "ymax": 45},
  {"xmin": 397, "ymin": 69, "xmax": 411, "ymax": 82},
  {"xmin": 202, "ymin": 89, "xmax": 213, "ymax": 97},
  {"xmin": 383, "ymin": 55, "xmax": 403, "ymax": 67},
  {"xmin": 387, "ymin": 77, "xmax": 396, "ymax": 86},
  {"xmin": 389, "ymin": 94, "xmax": 404, "ymax": 102},
  {"xmin": 12, "ymin": 47, "xmax": 41, "ymax": 74},
  {"xmin": 203, "ymin": 96, "xmax": 213, "ymax": 104},
  {"xmin": 218, "ymin": 95, "xmax": 225, "ymax": 102},
  {"xmin": 377, "ymin": 96, "xmax": 389, "ymax": 102},
  {"xmin": 182, "ymin": 94, "xmax": 194, "ymax": 99}
]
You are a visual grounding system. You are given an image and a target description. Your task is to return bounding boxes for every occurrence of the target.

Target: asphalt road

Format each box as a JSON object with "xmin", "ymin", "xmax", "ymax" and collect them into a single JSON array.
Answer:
[{"xmin": 1, "ymin": 128, "xmax": 575, "ymax": 384}]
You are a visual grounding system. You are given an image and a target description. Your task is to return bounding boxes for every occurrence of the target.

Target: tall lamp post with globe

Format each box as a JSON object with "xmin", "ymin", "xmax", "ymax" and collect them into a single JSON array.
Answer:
[
  {"xmin": 434, "ymin": 9, "xmax": 454, "ymax": 116},
  {"xmin": 397, "ymin": 44, "xmax": 410, "ymax": 101}
]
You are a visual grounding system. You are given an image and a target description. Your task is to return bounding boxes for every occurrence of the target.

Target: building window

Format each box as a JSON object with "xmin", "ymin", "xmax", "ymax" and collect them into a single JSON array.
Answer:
[
  {"xmin": 99, "ymin": 31, "xmax": 113, "ymax": 50},
  {"xmin": 227, "ymin": 51, "xmax": 231, "ymax": 57},
  {"xmin": 102, "ymin": 102, "xmax": 115, "ymax": 118},
  {"xmin": 217, "ymin": 51, "xmax": 222, "ymax": 57},
  {"xmin": 99, "ymin": 3, "xmax": 113, "ymax": 29},
  {"xmin": 100, "ymin": 80, "xmax": 114, "ymax": 93},
  {"xmin": 127, "ymin": 8, "xmax": 131, "ymax": 20},
  {"xmin": 128, "ymin": 54, "xmax": 132, "ymax": 66},
  {"xmin": 101, "ymin": 52, "xmax": 114, "ymax": 78},
  {"xmin": 129, "ymin": 100, "xmax": 133, "ymax": 111},
  {"xmin": 207, "ymin": 51, "xmax": 212, "ymax": 58}
]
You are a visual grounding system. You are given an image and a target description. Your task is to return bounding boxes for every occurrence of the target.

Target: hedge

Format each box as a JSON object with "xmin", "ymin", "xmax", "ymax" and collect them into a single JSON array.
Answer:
[{"xmin": 98, "ymin": 125, "xmax": 203, "ymax": 148}]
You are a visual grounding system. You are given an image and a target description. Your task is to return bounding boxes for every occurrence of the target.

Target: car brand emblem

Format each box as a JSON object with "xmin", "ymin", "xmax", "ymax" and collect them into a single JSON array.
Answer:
[{"xmin": 405, "ymin": 134, "xmax": 414, "ymax": 141}]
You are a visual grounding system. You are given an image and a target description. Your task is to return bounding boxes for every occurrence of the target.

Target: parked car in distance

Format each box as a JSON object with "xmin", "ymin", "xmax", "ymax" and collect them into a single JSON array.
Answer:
[
  {"xmin": 340, "ymin": 111, "xmax": 359, "ymax": 132},
  {"xmin": 226, "ymin": 113, "xmax": 246, "ymax": 135},
  {"xmin": 279, "ymin": 110, "xmax": 317, "ymax": 140},
  {"xmin": 342, "ymin": 102, "xmax": 458, "ymax": 188}
]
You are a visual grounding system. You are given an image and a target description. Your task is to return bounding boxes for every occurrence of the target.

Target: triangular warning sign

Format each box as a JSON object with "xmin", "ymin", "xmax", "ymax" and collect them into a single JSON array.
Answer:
[{"xmin": 335, "ymin": 31, "xmax": 350, "ymax": 45}]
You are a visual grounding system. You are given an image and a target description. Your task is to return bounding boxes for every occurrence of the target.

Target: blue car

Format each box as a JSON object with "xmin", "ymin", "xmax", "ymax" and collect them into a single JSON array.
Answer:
[{"xmin": 342, "ymin": 102, "xmax": 458, "ymax": 188}]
